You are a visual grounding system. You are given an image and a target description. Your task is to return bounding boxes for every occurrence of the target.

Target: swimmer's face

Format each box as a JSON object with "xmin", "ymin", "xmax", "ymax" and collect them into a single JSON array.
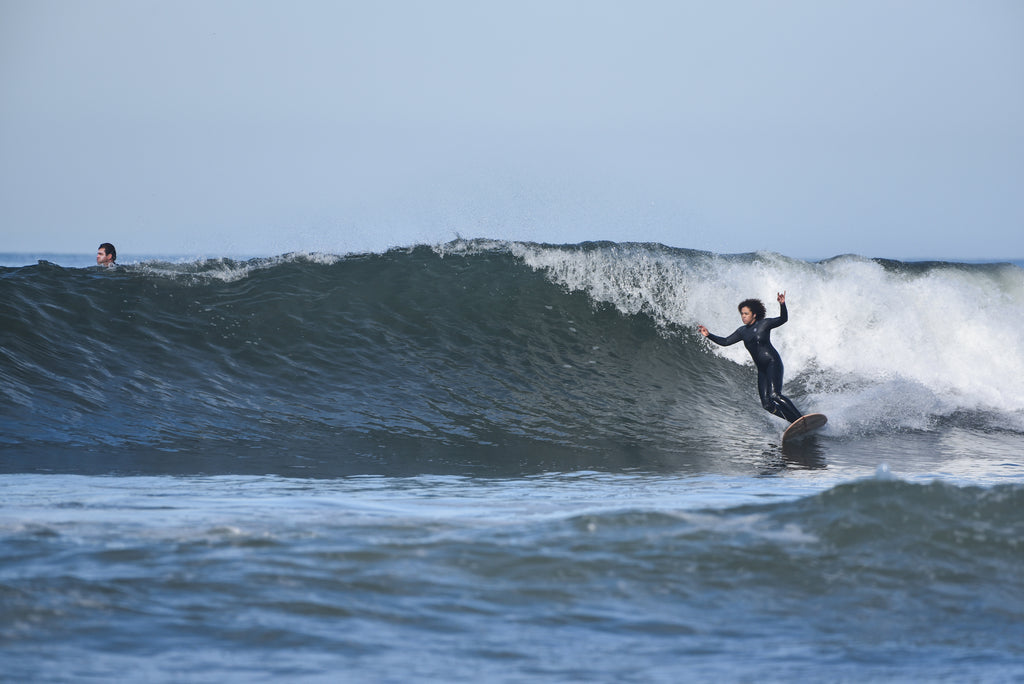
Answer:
[
  {"xmin": 97, "ymin": 248, "xmax": 114, "ymax": 266},
  {"xmin": 740, "ymin": 307, "xmax": 756, "ymax": 325}
]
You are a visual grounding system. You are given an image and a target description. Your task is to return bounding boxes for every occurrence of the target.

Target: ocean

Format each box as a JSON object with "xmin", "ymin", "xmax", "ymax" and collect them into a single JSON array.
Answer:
[{"xmin": 2, "ymin": 240, "xmax": 1022, "ymax": 682}]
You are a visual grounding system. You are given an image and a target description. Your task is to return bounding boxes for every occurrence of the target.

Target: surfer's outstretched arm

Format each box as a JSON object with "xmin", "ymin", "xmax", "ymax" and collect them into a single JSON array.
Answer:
[
  {"xmin": 763, "ymin": 302, "xmax": 789, "ymax": 330},
  {"xmin": 753, "ymin": 293, "xmax": 790, "ymax": 333},
  {"xmin": 698, "ymin": 325, "xmax": 743, "ymax": 347}
]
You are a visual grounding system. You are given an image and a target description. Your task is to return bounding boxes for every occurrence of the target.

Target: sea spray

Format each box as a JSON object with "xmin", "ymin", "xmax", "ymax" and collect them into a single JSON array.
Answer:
[{"xmin": 488, "ymin": 241, "xmax": 1024, "ymax": 421}]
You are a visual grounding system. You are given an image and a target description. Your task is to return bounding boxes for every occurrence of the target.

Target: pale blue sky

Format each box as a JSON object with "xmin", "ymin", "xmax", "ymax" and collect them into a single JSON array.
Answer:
[{"xmin": 2, "ymin": 0, "xmax": 1022, "ymax": 259}]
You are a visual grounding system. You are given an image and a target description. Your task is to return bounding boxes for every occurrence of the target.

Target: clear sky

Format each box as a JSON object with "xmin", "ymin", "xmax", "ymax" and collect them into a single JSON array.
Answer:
[{"xmin": 2, "ymin": 1, "xmax": 1022, "ymax": 260}]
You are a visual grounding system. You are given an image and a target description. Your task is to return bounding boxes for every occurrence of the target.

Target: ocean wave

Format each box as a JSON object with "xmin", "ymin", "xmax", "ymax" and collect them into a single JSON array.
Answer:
[{"xmin": 2, "ymin": 241, "xmax": 1022, "ymax": 475}]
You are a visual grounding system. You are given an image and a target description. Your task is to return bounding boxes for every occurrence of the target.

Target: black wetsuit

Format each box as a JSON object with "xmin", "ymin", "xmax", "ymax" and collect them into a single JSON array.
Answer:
[{"xmin": 706, "ymin": 303, "xmax": 803, "ymax": 423}]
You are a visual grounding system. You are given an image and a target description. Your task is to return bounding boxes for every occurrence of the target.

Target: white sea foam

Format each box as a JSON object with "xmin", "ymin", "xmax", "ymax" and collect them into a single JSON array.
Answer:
[
  {"xmin": 510, "ymin": 243, "xmax": 1024, "ymax": 423},
  {"xmin": 130, "ymin": 252, "xmax": 346, "ymax": 283}
]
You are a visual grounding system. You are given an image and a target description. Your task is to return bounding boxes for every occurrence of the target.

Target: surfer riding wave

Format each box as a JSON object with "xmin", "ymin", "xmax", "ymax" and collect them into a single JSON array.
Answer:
[{"xmin": 698, "ymin": 292, "xmax": 803, "ymax": 423}]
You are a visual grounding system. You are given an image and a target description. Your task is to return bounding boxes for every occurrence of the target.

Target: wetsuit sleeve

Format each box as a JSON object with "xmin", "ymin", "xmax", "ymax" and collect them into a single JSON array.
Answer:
[
  {"xmin": 706, "ymin": 328, "xmax": 744, "ymax": 346},
  {"xmin": 764, "ymin": 302, "xmax": 788, "ymax": 330}
]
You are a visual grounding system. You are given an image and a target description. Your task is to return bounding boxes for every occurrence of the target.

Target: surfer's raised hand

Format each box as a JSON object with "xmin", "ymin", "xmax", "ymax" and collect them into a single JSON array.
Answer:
[
  {"xmin": 697, "ymin": 324, "xmax": 710, "ymax": 337},
  {"xmin": 777, "ymin": 292, "xmax": 786, "ymax": 304}
]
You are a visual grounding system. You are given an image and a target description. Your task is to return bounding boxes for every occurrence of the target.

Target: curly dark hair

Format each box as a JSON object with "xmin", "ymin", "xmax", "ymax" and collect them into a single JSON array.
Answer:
[{"xmin": 738, "ymin": 298, "xmax": 766, "ymax": 320}]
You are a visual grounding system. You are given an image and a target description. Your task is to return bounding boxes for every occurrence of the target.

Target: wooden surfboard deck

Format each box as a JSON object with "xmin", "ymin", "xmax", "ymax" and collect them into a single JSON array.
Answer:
[{"xmin": 782, "ymin": 413, "xmax": 828, "ymax": 443}]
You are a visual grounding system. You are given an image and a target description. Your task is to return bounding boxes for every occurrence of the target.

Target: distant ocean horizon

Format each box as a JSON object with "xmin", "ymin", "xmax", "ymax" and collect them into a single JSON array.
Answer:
[
  {"xmin": 3, "ymin": 239, "xmax": 1022, "ymax": 682},
  {"xmin": 3, "ymin": 248, "xmax": 1024, "ymax": 270}
]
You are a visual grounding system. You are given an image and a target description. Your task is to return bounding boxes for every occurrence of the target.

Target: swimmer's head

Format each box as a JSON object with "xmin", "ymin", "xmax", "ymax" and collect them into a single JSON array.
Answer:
[{"xmin": 97, "ymin": 243, "xmax": 116, "ymax": 266}]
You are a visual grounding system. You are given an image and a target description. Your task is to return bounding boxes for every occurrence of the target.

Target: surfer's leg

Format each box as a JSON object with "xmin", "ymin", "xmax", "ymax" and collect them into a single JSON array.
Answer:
[
  {"xmin": 759, "ymin": 361, "xmax": 803, "ymax": 423},
  {"xmin": 771, "ymin": 392, "xmax": 803, "ymax": 423},
  {"xmin": 757, "ymin": 368, "xmax": 789, "ymax": 420}
]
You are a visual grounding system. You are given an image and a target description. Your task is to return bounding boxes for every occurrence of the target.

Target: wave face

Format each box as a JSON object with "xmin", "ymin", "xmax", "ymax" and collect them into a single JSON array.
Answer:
[{"xmin": 3, "ymin": 241, "xmax": 1023, "ymax": 475}]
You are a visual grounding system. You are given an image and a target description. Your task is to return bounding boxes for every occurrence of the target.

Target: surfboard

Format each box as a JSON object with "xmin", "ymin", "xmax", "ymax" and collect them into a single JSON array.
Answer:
[{"xmin": 782, "ymin": 413, "xmax": 828, "ymax": 443}]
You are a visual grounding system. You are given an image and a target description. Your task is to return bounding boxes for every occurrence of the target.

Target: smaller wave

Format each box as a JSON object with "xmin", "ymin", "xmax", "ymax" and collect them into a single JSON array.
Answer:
[
  {"xmin": 559, "ymin": 476, "xmax": 1024, "ymax": 598},
  {"xmin": 125, "ymin": 252, "xmax": 349, "ymax": 284}
]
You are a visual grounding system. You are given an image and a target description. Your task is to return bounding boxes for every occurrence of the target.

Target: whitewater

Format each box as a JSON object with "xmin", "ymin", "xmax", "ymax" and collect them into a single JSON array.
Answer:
[{"xmin": 2, "ymin": 240, "xmax": 1022, "ymax": 682}]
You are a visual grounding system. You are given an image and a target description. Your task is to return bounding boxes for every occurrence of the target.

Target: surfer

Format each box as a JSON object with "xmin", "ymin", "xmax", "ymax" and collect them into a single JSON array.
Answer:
[
  {"xmin": 96, "ymin": 243, "xmax": 117, "ymax": 267},
  {"xmin": 697, "ymin": 292, "xmax": 803, "ymax": 423}
]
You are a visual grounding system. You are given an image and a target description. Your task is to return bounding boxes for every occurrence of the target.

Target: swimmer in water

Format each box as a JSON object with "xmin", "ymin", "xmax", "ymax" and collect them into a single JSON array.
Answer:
[
  {"xmin": 96, "ymin": 243, "xmax": 117, "ymax": 267},
  {"xmin": 697, "ymin": 292, "xmax": 803, "ymax": 423}
]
